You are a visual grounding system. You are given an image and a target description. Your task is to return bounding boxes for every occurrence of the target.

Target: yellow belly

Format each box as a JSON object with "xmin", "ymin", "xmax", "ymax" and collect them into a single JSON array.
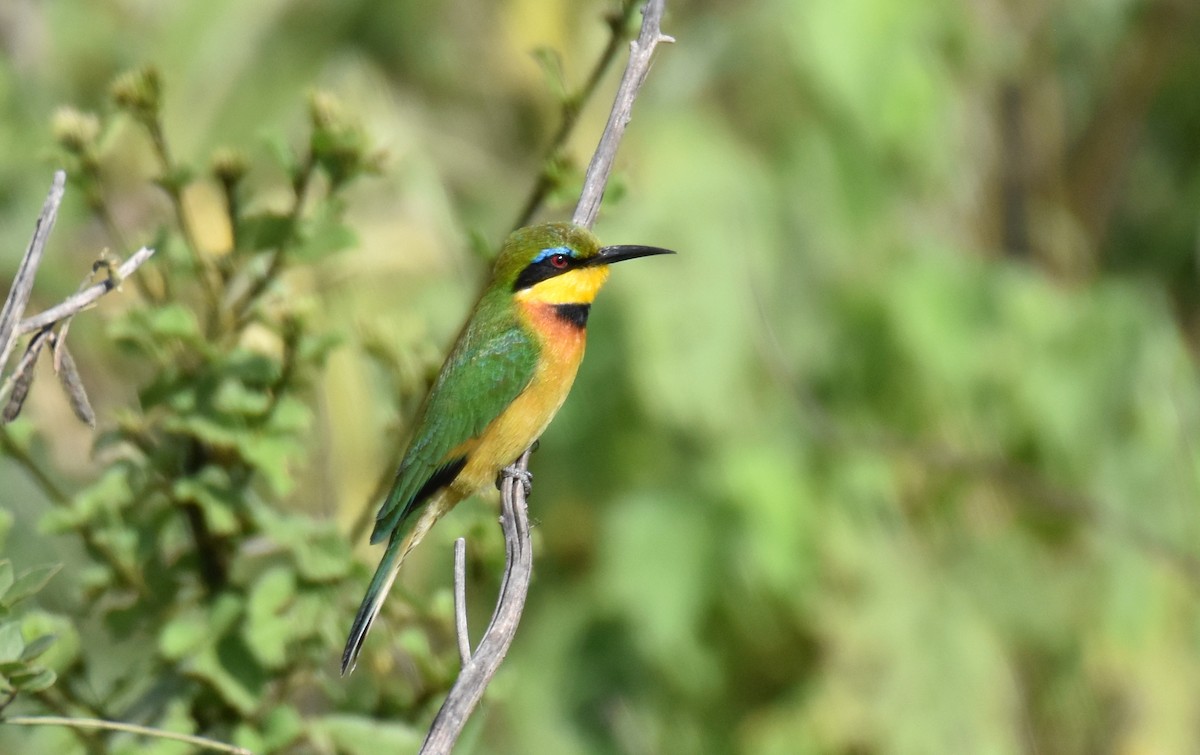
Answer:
[{"xmin": 452, "ymin": 303, "xmax": 586, "ymax": 494}]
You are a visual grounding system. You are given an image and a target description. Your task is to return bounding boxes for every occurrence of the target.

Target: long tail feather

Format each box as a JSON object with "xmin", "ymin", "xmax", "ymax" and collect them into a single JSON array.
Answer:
[
  {"xmin": 341, "ymin": 493, "xmax": 453, "ymax": 675},
  {"xmin": 341, "ymin": 536, "xmax": 403, "ymax": 675}
]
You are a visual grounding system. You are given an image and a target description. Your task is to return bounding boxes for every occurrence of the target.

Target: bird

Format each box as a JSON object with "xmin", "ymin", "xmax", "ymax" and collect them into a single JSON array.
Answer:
[{"xmin": 342, "ymin": 221, "xmax": 673, "ymax": 674}]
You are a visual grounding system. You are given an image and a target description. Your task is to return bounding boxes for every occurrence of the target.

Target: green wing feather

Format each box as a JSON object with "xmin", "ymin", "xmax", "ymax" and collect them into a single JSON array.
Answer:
[{"xmin": 369, "ymin": 295, "xmax": 537, "ymax": 544}]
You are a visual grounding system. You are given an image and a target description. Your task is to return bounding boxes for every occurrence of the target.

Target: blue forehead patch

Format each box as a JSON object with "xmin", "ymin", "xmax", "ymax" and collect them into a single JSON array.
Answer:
[{"xmin": 532, "ymin": 246, "xmax": 573, "ymax": 264}]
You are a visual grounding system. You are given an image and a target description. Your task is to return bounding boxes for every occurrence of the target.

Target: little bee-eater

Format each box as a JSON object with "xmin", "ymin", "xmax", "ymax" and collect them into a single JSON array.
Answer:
[{"xmin": 343, "ymin": 221, "xmax": 672, "ymax": 673}]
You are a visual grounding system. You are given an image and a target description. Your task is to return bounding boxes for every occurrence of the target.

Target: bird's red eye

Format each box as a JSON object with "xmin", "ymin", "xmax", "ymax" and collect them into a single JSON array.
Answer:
[{"xmin": 549, "ymin": 254, "xmax": 569, "ymax": 269}]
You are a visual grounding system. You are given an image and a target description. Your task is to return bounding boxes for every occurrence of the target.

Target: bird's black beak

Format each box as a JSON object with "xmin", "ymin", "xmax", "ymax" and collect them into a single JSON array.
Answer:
[{"xmin": 590, "ymin": 244, "xmax": 676, "ymax": 266}]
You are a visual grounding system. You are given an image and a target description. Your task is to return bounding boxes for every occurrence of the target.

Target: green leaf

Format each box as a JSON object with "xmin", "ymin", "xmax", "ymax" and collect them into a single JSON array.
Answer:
[
  {"xmin": 135, "ymin": 371, "xmax": 193, "ymax": 412},
  {"xmin": 188, "ymin": 634, "xmax": 267, "ymax": 715},
  {"xmin": 285, "ymin": 593, "xmax": 324, "ymax": 636},
  {"xmin": 243, "ymin": 567, "xmax": 295, "ymax": 669},
  {"xmin": 153, "ymin": 170, "xmax": 190, "ymax": 200},
  {"xmin": 163, "ymin": 593, "xmax": 243, "ymax": 662},
  {"xmin": 0, "ymin": 621, "xmax": 25, "ymax": 662},
  {"xmin": 239, "ymin": 212, "xmax": 295, "ymax": 251},
  {"xmin": 3, "ymin": 564, "xmax": 62, "ymax": 608},
  {"xmin": 65, "ymin": 465, "xmax": 134, "ymax": 526},
  {"xmin": 247, "ymin": 567, "xmax": 295, "ymax": 616},
  {"xmin": 19, "ymin": 611, "xmax": 79, "ymax": 672},
  {"xmin": 260, "ymin": 705, "xmax": 303, "ymax": 751},
  {"xmin": 261, "ymin": 513, "xmax": 351, "ymax": 582},
  {"xmin": 160, "ymin": 609, "xmax": 210, "ymax": 660},
  {"xmin": 92, "ymin": 529, "xmax": 136, "ymax": 576},
  {"xmin": 296, "ymin": 330, "xmax": 341, "ymax": 366},
  {"xmin": 0, "ymin": 420, "xmax": 34, "ymax": 457},
  {"xmin": 259, "ymin": 131, "xmax": 299, "ymax": 179},
  {"xmin": 161, "ymin": 412, "xmax": 240, "ymax": 449},
  {"xmin": 172, "ymin": 467, "xmax": 240, "ymax": 536},
  {"xmin": 19, "ymin": 633, "xmax": 56, "ymax": 662},
  {"xmin": 223, "ymin": 350, "xmax": 281, "ymax": 386},
  {"xmin": 293, "ymin": 529, "xmax": 351, "ymax": 582},
  {"xmin": 237, "ymin": 433, "xmax": 300, "ymax": 496},
  {"xmin": 265, "ymin": 395, "xmax": 311, "ymax": 434},
  {"xmin": 231, "ymin": 724, "xmax": 265, "ymax": 755},
  {"xmin": 212, "ymin": 378, "xmax": 271, "ymax": 415},
  {"xmin": 39, "ymin": 507, "xmax": 85, "ymax": 534},
  {"xmin": 532, "ymin": 47, "xmax": 569, "ymax": 103},
  {"xmin": 296, "ymin": 215, "xmax": 357, "ymax": 260},
  {"xmin": 147, "ymin": 304, "xmax": 202, "ymax": 341},
  {"xmin": 78, "ymin": 564, "xmax": 112, "ymax": 595},
  {"xmin": 8, "ymin": 666, "xmax": 55, "ymax": 692}
]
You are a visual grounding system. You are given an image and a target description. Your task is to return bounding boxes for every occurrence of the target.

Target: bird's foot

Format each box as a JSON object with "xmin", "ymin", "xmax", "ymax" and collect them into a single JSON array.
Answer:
[{"xmin": 497, "ymin": 464, "xmax": 533, "ymax": 497}]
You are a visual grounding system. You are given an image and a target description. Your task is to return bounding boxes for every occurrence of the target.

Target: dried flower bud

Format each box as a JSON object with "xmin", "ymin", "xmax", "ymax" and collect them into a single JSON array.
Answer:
[
  {"xmin": 111, "ymin": 66, "xmax": 163, "ymax": 122},
  {"xmin": 307, "ymin": 90, "xmax": 347, "ymax": 132},
  {"xmin": 307, "ymin": 90, "xmax": 372, "ymax": 189},
  {"xmin": 211, "ymin": 147, "xmax": 249, "ymax": 185},
  {"xmin": 51, "ymin": 107, "xmax": 101, "ymax": 155}
]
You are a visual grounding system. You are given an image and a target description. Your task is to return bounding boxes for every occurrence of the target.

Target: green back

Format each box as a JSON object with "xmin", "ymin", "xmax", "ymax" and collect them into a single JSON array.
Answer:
[{"xmin": 370, "ymin": 284, "xmax": 538, "ymax": 543}]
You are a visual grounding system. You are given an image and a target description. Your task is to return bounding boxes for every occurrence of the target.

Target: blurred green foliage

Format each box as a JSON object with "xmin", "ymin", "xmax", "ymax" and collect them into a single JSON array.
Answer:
[
  {"xmin": 0, "ymin": 0, "xmax": 1199, "ymax": 753},
  {"xmin": 0, "ymin": 509, "xmax": 65, "ymax": 706}
]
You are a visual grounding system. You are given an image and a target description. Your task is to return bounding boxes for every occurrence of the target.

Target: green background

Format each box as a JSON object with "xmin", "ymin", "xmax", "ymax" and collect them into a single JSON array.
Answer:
[{"xmin": 1, "ymin": 0, "xmax": 1199, "ymax": 752}]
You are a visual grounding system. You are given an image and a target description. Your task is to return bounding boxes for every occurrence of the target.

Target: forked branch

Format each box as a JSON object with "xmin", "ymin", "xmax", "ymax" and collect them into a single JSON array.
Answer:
[{"xmin": 0, "ymin": 170, "xmax": 156, "ymax": 422}]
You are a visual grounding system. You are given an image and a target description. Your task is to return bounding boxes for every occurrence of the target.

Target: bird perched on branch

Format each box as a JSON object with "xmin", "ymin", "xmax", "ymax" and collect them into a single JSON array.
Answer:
[{"xmin": 343, "ymin": 221, "xmax": 672, "ymax": 673}]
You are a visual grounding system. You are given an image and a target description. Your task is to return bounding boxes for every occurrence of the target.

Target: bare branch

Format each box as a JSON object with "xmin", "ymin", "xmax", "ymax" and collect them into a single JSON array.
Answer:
[
  {"xmin": 573, "ymin": 0, "xmax": 673, "ymax": 230},
  {"xmin": 18, "ymin": 246, "xmax": 155, "ymax": 336},
  {"xmin": 0, "ymin": 174, "xmax": 155, "ymax": 429},
  {"xmin": 420, "ymin": 450, "xmax": 534, "ymax": 754},
  {"xmin": 419, "ymin": 2, "xmax": 671, "ymax": 752},
  {"xmin": 0, "ymin": 172, "xmax": 65, "ymax": 376}
]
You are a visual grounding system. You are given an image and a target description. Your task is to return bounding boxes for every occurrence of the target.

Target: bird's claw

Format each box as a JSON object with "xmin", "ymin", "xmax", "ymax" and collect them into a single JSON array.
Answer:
[{"xmin": 497, "ymin": 464, "xmax": 533, "ymax": 497}]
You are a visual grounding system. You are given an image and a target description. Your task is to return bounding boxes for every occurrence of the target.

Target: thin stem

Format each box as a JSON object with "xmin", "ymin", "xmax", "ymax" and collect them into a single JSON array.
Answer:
[
  {"xmin": 144, "ymin": 117, "xmax": 222, "ymax": 323},
  {"xmin": 219, "ymin": 177, "xmax": 240, "ymax": 256},
  {"xmin": 1, "ymin": 716, "xmax": 252, "ymax": 755},
  {"xmin": 231, "ymin": 156, "xmax": 316, "ymax": 325},
  {"xmin": 29, "ymin": 690, "xmax": 107, "ymax": 754},
  {"xmin": 453, "ymin": 538, "xmax": 471, "ymax": 666},
  {"xmin": 513, "ymin": 0, "xmax": 642, "ymax": 229},
  {"xmin": 17, "ymin": 247, "xmax": 157, "ymax": 336}
]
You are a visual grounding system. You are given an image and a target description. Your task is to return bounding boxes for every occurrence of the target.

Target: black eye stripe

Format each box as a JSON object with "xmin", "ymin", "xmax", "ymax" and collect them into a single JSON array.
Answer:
[{"xmin": 514, "ymin": 256, "xmax": 575, "ymax": 291}]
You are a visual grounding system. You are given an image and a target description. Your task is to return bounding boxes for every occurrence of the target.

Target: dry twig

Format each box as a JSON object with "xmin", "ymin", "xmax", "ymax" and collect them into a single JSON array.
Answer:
[
  {"xmin": 0, "ymin": 172, "xmax": 65, "ymax": 375},
  {"xmin": 0, "ymin": 716, "xmax": 252, "ymax": 755},
  {"xmin": 0, "ymin": 171, "xmax": 155, "ymax": 423}
]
